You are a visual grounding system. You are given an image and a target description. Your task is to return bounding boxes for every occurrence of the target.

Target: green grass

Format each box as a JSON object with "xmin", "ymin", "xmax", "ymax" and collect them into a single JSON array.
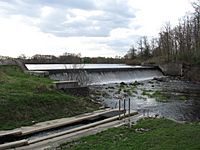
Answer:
[
  {"xmin": 117, "ymin": 82, "xmax": 138, "ymax": 96},
  {"xmin": 141, "ymin": 90, "xmax": 170, "ymax": 102},
  {"xmin": 141, "ymin": 90, "xmax": 189, "ymax": 102},
  {"xmin": 151, "ymin": 91, "xmax": 170, "ymax": 102},
  {"xmin": 0, "ymin": 65, "xmax": 99, "ymax": 130},
  {"xmin": 179, "ymin": 95, "xmax": 187, "ymax": 101},
  {"xmin": 58, "ymin": 118, "xmax": 200, "ymax": 150},
  {"xmin": 141, "ymin": 89, "xmax": 153, "ymax": 97}
]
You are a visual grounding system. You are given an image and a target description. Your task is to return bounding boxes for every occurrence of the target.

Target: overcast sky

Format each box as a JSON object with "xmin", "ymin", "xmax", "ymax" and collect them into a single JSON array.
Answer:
[{"xmin": 0, "ymin": 0, "xmax": 194, "ymax": 58}]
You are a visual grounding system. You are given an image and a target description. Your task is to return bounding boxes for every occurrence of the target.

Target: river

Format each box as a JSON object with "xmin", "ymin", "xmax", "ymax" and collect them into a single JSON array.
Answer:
[
  {"xmin": 90, "ymin": 77, "xmax": 200, "ymax": 122},
  {"xmin": 26, "ymin": 64, "xmax": 200, "ymax": 122}
]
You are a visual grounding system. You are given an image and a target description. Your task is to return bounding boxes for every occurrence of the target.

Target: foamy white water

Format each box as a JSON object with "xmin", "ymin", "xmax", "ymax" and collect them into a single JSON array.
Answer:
[{"xmin": 26, "ymin": 64, "xmax": 141, "ymax": 70}]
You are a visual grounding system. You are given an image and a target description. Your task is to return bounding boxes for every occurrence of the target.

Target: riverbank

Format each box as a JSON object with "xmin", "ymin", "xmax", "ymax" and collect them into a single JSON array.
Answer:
[
  {"xmin": 158, "ymin": 63, "xmax": 200, "ymax": 83},
  {"xmin": 0, "ymin": 65, "xmax": 100, "ymax": 130},
  {"xmin": 126, "ymin": 59, "xmax": 200, "ymax": 83},
  {"xmin": 58, "ymin": 118, "xmax": 200, "ymax": 150}
]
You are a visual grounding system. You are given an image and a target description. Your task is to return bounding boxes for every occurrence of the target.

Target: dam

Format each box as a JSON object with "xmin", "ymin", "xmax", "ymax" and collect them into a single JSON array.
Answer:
[{"xmin": 26, "ymin": 64, "xmax": 163, "ymax": 85}]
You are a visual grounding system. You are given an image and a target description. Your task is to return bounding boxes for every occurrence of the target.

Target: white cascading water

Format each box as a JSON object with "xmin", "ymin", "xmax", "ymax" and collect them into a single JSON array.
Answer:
[
  {"xmin": 89, "ymin": 69, "xmax": 162, "ymax": 84},
  {"xmin": 50, "ymin": 69, "xmax": 163, "ymax": 85}
]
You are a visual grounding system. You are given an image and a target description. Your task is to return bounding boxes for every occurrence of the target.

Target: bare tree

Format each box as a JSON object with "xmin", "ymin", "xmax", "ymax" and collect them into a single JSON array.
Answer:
[
  {"xmin": 124, "ymin": 1, "xmax": 200, "ymax": 64},
  {"xmin": 142, "ymin": 36, "xmax": 151, "ymax": 58},
  {"xmin": 63, "ymin": 64, "xmax": 91, "ymax": 86}
]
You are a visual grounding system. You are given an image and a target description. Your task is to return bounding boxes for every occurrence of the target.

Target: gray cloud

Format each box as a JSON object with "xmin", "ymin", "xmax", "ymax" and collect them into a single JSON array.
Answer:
[
  {"xmin": 39, "ymin": 0, "xmax": 96, "ymax": 10},
  {"xmin": 98, "ymin": 35, "xmax": 140, "ymax": 54},
  {"xmin": 0, "ymin": 0, "xmax": 137, "ymax": 37},
  {"xmin": 95, "ymin": 0, "xmax": 135, "ymax": 18},
  {"xmin": 0, "ymin": 0, "xmax": 40, "ymax": 18}
]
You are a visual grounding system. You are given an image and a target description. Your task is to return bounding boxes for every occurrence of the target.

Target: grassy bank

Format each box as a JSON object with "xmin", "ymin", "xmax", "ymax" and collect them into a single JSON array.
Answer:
[
  {"xmin": 59, "ymin": 118, "xmax": 200, "ymax": 150},
  {"xmin": 0, "ymin": 65, "xmax": 99, "ymax": 130}
]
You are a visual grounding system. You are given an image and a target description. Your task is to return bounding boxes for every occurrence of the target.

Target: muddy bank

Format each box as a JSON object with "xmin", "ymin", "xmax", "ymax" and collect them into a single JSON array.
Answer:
[
  {"xmin": 159, "ymin": 63, "xmax": 182, "ymax": 76},
  {"xmin": 182, "ymin": 64, "xmax": 200, "ymax": 82},
  {"xmin": 159, "ymin": 63, "xmax": 200, "ymax": 82}
]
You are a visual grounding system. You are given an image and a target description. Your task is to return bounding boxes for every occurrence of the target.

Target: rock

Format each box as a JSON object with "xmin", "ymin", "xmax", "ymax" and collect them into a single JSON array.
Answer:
[
  {"xmin": 123, "ymin": 93, "xmax": 129, "ymax": 97},
  {"xmin": 108, "ymin": 86, "xmax": 115, "ymax": 89},
  {"xmin": 123, "ymin": 89, "xmax": 127, "ymax": 93},
  {"xmin": 135, "ymin": 128, "xmax": 150, "ymax": 133},
  {"xmin": 130, "ymin": 81, "xmax": 142, "ymax": 86},
  {"xmin": 148, "ymin": 80, "xmax": 154, "ymax": 84},
  {"xmin": 120, "ymin": 82, "xmax": 126, "ymax": 85},
  {"xmin": 133, "ymin": 81, "xmax": 139, "ymax": 85},
  {"xmin": 153, "ymin": 77, "xmax": 167, "ymax": 82}
]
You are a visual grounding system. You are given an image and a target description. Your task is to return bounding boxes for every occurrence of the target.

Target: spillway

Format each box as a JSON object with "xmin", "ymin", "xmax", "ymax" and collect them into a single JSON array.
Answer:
[
  {"xmin": 49, "ymin": 68, "xmax": 162, "ymax": 85},
  {"xmin": 26, "ymin": 64, "xmax": 163, "ymax": 85}
]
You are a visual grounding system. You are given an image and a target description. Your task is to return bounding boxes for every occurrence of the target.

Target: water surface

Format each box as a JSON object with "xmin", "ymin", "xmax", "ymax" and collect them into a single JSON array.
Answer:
[
  {"xmin": 90, "ymin": 78, "xmax": 200, "ymax": 122},
  {"xmin": 26, "ymin": 64, "xmax": 141, "ymax": 70}
]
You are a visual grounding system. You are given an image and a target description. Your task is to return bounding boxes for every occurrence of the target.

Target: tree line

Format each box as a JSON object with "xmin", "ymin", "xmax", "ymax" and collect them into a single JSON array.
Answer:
[
  {"xmin": 16, "ymin": 53, "xmax": 124, "ymax": 64},
  {"xmin": 125, "ymin": 0, "xmax": 200, "ymax": 65}
]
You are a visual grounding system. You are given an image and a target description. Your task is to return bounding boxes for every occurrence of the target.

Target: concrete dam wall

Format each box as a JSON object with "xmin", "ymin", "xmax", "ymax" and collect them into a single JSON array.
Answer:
[
  {"xmin": 25, "ymin": 64, "xmax": 163, "ymax": 85},
  {"xmin": 48, "ymin": 67, "xmax": 163, "ymax": 85}
]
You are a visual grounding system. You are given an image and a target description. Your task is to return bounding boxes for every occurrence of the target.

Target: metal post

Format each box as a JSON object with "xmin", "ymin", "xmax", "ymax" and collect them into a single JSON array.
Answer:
[
  {"xmin": 128, "ymin": 98, "xmax": 131, "ymax": 127},
  {"xmin": 119, "ymin": 99, "xmax": 121, "ymax": 120},
  {"xmin": 128, "ymin": 98, "xmax": 130, "ymax": 117},
  {"xmin": 124, "ymin": 99, "xmax": 126, "ymax": 119}
]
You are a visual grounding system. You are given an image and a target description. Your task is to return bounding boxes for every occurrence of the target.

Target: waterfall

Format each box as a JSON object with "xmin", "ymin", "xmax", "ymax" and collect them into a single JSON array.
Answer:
[
  {"xmin": 25, "ymin": 64, "xmax": 163, "ymax": 85},
  {"xmin": 49, "ymin": 69, "xmax": 163, "ymax": 85}
]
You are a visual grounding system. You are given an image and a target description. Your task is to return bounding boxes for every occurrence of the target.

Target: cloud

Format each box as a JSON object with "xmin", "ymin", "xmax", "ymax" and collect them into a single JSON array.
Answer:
[
  {"xmin": 0, "ymin": 0, "xmax": 193, "ymax": 57},
  {"xmin": 37, "ymin": 0, "xmax": 137, "ymax": 37},
  {"xmin": 0, "ymin": 0, "xmax": 137, "ymax": 37},
  {"xmin": 0, "ymin": 0, "xmax": 40, "ymax": 18},
  {"xmin": 39, "ymin": 0, "xmax": 96, "ymax": 10}
]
